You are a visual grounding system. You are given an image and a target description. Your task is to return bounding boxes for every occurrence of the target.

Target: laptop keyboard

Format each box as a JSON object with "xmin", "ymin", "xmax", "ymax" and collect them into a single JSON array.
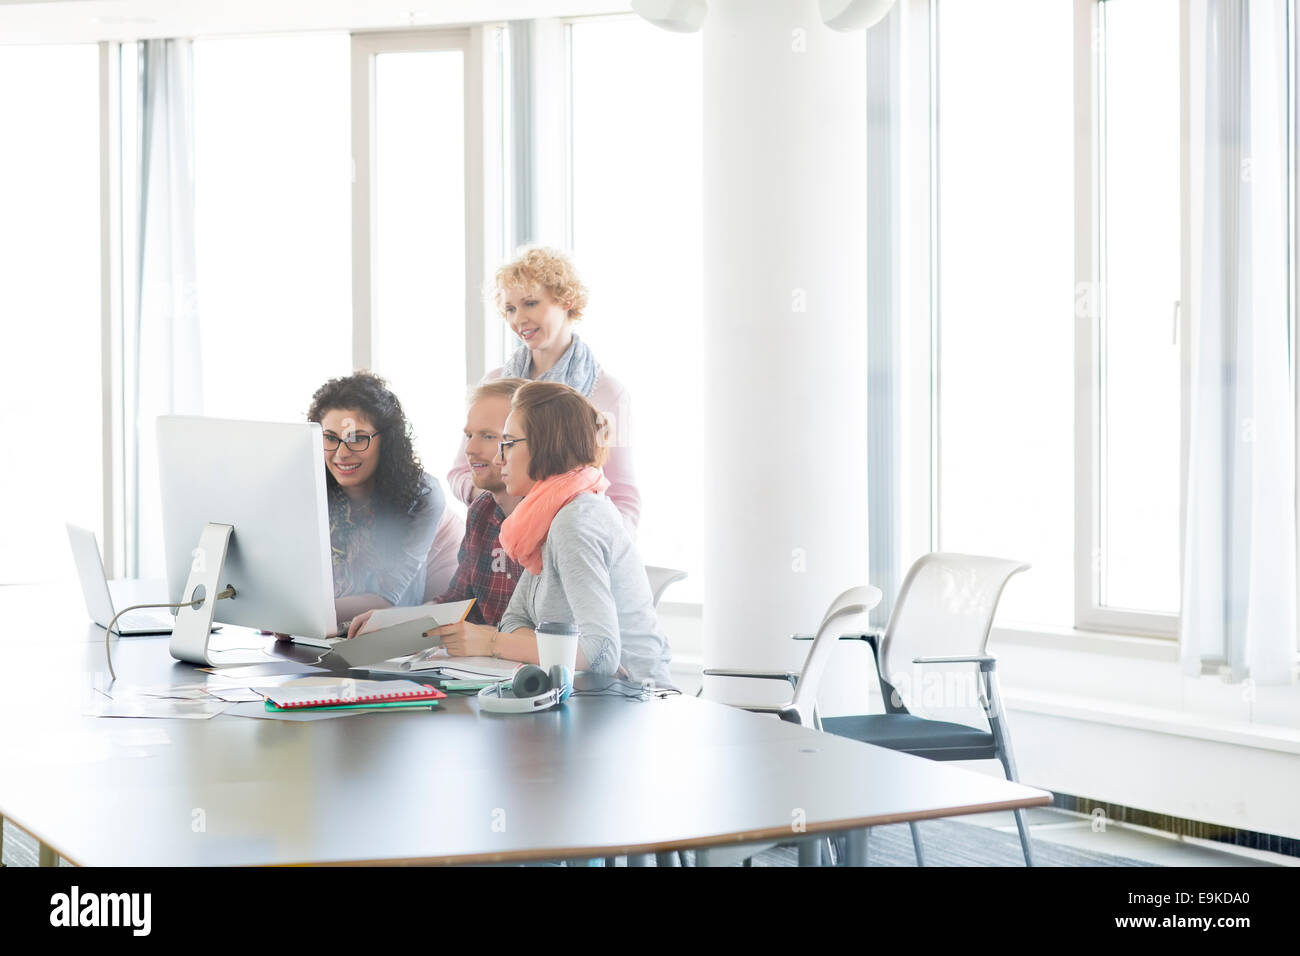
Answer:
[{"xmin": 118, "ymin": 611, "xmax": 172, "ymax": 631}]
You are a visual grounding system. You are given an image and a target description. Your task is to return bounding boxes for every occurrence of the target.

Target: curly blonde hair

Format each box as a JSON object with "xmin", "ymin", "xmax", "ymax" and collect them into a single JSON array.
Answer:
[{"xmin": 491, "ymin": 246, "xmax": 589, "ymax": 321}]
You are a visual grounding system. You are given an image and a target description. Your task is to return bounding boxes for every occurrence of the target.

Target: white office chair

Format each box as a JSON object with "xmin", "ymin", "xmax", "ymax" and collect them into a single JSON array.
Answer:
[
  {"xmin": 644, "ymin": 565, "xmax": 687, "ymax": 607},
  {"xmin": 694, "ymin": 585, "xmax": 882, "ymax": 866},
  {"xmin": 816, "ymin": 553, "xmax": 1036, "ymax": 866}
]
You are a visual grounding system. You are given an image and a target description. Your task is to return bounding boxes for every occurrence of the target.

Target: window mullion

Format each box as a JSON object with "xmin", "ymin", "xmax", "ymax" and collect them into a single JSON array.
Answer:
[
  {"xmin": 1179, "ymin": 0, "xmax": 1193, "ymax": 642},
  {"xmin": 1077, "ymin": 0, "xmax": 1180, "ymax": 638},
  {"xmin": 99, "ymin": 40, "xmax": 126, "ymax": 580},
  {"xmin": 1074, "ymin": 0, "xmax": 1102, "ymax": 632}
]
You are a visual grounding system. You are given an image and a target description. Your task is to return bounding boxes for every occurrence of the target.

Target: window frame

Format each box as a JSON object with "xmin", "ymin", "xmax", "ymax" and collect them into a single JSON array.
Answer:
[
  {"xmin": 1073, "ymin": 0, "xmax": 1183, "ymax": 638},
  {"xmin": 350, "ymin": 28, "xmax": 494, "ymax": 387},
  {"xmin": 99, "ymin": 41, "xmax": 127, "ymax": 578},
  {"xmin": 1291, "ymin": 0, "xmax": 1299, "ymax": 653},
  {"xmin": 925, "ymin": 0, "xmax": 1189, "ymax": 639}
]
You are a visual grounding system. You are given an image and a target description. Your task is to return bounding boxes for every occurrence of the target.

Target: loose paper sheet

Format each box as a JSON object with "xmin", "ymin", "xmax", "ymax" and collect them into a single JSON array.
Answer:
[{"xmin": 83, "ymin": 696, "xmax": 229, "ymax": 720}]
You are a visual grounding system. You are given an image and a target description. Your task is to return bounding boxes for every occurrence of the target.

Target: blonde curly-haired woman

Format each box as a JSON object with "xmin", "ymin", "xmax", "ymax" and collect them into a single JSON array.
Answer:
[{"xmin": 447, "ymin": 246, "xmax": 641, "ymax": 533}]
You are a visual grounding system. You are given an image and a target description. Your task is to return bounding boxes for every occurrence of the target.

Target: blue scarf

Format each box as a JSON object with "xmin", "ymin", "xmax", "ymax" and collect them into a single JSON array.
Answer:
[{"xmin": 502, "ymin": 332, "xmax": 600, "ymax": 397}]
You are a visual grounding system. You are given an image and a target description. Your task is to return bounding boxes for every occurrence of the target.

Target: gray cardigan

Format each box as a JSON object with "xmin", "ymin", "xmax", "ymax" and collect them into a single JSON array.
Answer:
[{"xmin": 498, "ymin": 492, "xmax": 674, "ymax": 688}]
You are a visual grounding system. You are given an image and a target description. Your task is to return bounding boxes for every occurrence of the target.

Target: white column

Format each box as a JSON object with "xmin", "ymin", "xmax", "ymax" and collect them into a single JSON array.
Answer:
[{"xmin": 702, "ymin": 0, "xmax": 870, "ymax": 684}]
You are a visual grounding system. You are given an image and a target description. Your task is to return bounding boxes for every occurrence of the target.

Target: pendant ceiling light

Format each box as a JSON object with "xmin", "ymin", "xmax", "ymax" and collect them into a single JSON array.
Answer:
[
  {"xmin": 820, "ymin": 0, "xmax": 897, "ymax": 31},
  {"xmin": 630, "ymin": 0, "xmax": 709, "ymax": 33}
]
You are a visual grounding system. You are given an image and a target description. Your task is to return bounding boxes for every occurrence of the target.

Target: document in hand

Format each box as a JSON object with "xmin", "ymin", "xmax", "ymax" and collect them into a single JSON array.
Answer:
[{"xmin": 329, "ymin": 599, "xmax": 476, "ymax": 669}]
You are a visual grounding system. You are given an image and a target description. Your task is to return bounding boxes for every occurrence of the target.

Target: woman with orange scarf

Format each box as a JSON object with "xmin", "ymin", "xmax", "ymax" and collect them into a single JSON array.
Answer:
[{"xmin": 433, "ymin": 381, "xmax": 673, "ymax": 687}]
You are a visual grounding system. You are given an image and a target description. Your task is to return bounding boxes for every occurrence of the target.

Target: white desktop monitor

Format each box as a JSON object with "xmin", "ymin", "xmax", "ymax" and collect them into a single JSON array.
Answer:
[{"xmin": 157, "ymin": 415, "xmax": 336, "ymax": 661}]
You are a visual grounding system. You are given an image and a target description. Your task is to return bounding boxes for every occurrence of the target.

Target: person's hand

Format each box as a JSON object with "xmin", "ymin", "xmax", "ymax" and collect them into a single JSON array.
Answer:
[
  {"xmin": 428, "ymin": 621, "xmax": 497, "ymax": 658},
  {"xmin": 273, "ymin": 633, "xmax": 292, "ymax": 642},
  {"xmin": 346, "ymin": 610, "xmax": 376, "ymax": 640}
]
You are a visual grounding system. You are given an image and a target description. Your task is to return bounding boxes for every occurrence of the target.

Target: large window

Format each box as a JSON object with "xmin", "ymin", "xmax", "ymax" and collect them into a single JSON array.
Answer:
[
  {"xmin": 933, "ymin": 0, "xmax": 1187, "ymax": 636},
  {"xmin": 350, "ymin": 30, "xmax": 493, "ymax": 516},
  {"xmin": 367, "ymin": 41, "xmax": 468, "ymax": 483},
  {"xmin": 1093, "ymin": 0, "xmax": 1182, "ymax": 619},
  {"xmin": 568, "ymin": 16, "xmax": 704, "ymax": 601},
  {"xmin": 116, "ymin": 29, "xmax": 492, "ymax": 574},
  {"xmin": 934, "ymin": 0, "xmax": 1076, "ymax": 628},
  {"xmin": 193, "ymin": 34, "xmax": 352, "ymax": 423},
  {"xmin": 0, "ymin": 45, "xmax": 102, "ymax": 583},
  {"xmin": 115, "ymin": 33, "xmax": 354, "ymax": 579}
]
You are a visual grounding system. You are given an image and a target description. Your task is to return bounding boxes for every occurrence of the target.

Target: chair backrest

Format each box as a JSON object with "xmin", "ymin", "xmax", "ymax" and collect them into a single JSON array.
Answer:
[
  {"xmin": 644, "ymin": 566, "xmax": 687, "ymax": 608},
  {"xmin": 786, "ymin": 585, "xmax": 883, "ymax": 727},
  {"xmin": 424, "ymin": 508, "xmax": 467, "ymax": 602},
  {"xmin": 877, "ymin": 553, "xmax": 1028, "ymax": 708}
]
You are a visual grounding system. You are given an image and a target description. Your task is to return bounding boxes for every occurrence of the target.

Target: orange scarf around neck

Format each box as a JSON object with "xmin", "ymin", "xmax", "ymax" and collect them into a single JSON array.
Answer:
[{"xmin": 498, "ymin": 466, "xmax": 610, "ymax": 575}]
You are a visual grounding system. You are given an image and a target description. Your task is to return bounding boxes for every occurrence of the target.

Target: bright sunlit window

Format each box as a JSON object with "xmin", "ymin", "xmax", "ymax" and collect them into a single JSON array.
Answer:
[
  {"xmin": 370, "ymin": 47, "xmax": 467, "ymax": 484},
  {"xmin": 193, "ymin": 35, "xmax": 352, "ymax": 424},
  {"xmin": 569, "ymin": 17, "xmax": 704, "ymax": 602},
  {"xmin": 0, "ymin": 45, "xmax": 102, "ymax": 583},
  {"xmin": 1098, "ymin": 0, "xmax": 1181, "ymax": 616},
  {"xmin": 935, "ymin": 0, "xmax": 1075, "ymax": 628}
]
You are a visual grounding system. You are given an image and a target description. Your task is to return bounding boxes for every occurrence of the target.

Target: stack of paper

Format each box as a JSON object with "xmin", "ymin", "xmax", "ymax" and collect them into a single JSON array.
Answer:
[{"xmin": 363, "ymin": 651, "xmax": 519, "ymax": 681}]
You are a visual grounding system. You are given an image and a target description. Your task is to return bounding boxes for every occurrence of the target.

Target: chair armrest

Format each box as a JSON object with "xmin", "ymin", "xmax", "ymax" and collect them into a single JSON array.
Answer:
[
  {"xmin": 702, "ymin": 669, "xmax": 800, "ymax": 688},
  {"xmin": 790, "ymin": 628, "xmax": 883, "ymax": 642},
  {"xmin": 912, "ymin": 655, "xmax": 997, "ymax": 670},
  {"xmin": 739, "ymin": 703, "xmax": 805, "ymax": 726}
]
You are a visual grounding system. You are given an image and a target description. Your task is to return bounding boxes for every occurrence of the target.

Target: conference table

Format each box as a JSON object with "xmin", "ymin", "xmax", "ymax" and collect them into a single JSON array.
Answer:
[{"xmin": 0, "ymin": 584, "xmax": 1051, "ymax": 866}]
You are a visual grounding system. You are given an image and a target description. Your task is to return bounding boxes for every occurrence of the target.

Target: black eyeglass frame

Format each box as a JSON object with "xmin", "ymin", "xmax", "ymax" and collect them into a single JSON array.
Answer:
[
  {"xmin": 498, "ymin": 437, "xmax": 527, "ymax": 459},
  {"xmin": 323, "ymin": 430, "xmax": 382, "ymax": 452}
]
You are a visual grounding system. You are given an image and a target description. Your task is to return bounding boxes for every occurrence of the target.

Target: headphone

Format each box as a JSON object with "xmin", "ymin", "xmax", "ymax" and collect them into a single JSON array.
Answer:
[{"xmin": 477, "ymin": 663, "xmax": 573, "ymax": 714}]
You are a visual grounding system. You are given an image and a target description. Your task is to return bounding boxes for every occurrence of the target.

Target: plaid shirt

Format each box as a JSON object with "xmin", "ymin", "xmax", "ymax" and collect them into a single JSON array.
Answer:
[{"xmin": 435, "ymin": 491, "xmax": 523, "ymax": 626}]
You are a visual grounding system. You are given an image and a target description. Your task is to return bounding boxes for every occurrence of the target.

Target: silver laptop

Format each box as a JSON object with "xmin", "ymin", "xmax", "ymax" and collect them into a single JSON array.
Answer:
[{"xmin": 67, "ymin": 523, "xmax": 179, "ymax": 636}]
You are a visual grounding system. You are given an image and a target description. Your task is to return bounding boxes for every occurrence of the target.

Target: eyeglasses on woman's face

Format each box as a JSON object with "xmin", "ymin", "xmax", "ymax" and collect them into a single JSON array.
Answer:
[
  {"xmin": 497, "ymin": 437, "xmax": 526, "ymax": 461},
  {"xmin": 323, "ymin": 431, "xmax": 381, "ymax": 453}
]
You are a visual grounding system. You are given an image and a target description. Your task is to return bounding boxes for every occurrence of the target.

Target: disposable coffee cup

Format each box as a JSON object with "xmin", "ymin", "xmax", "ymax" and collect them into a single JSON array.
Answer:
[{"xmin": 537, "ymin": 621, "xmax": 579, "ymax": 676}]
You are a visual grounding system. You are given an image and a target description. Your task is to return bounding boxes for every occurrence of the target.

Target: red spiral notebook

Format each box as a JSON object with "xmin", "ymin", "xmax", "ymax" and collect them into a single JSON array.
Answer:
[{"xmin": 258, "ymin": 680, "xmax": 446, "ymax": 710}]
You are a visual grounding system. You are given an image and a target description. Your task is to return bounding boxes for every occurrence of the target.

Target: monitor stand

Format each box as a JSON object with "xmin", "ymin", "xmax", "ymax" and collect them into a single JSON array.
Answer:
[{"xmin": 169, "ymin": 522, "xmax": 234, "ymax": 665}]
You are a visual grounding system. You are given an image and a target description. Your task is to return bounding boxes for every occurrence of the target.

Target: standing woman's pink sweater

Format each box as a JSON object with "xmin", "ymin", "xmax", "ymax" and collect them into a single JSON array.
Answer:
[{"xmin": 447, "ymin": 364, "xmax": 641, "ymax": 535}]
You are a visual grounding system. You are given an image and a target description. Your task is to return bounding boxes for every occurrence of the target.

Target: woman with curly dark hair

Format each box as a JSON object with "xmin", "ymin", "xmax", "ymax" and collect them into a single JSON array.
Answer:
[{"xmin": 307, "ymin": 371, "xmax": 445, "ymax": 631}]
